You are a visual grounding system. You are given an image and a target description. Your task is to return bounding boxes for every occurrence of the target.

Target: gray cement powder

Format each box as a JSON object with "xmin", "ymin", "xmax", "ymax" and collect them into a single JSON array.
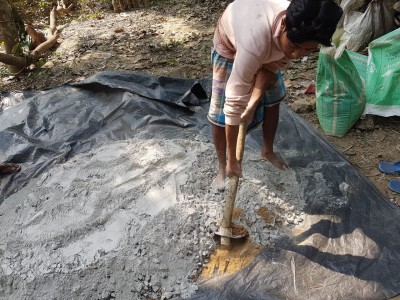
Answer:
[{"xmin": 0, "ymin": 136, "xmax": 334, "ymax": 299}]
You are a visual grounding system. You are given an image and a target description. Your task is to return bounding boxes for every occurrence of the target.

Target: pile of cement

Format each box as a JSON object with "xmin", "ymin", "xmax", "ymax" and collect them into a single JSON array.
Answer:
[{"xmin": 0, "ymin": 135, "xmax": 312, "ymax": 299}]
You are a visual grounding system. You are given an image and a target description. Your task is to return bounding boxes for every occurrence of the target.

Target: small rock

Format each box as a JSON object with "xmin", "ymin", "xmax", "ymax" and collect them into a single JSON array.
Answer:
[
  {"xmin": 153, "ymin": 285, "xmax": 160, "ymax": 292},
  {"xmin": 290, "ymin": 98, "xmax": 314, "ymax": 113},
  {"xmin": 287, "ymin": 217, "xmax": 295, "ymax": 224},
  {"xmin": 1, "ymin": 264, "xmax": 13, "ymax": 276},
  {"xmin": 152, "ymin": 258, "xmax": 161, "ymax": 264},
  {"xmin": 339, "ymin": 182, "xmax": 349, "ymax": 193},
  {"xmin": 355, "ymin": 116, "xmax": 374, "ymax": 131},
  {"xmin": 161, "ymin": 292, "xmax": 173, "ymax": 300}
]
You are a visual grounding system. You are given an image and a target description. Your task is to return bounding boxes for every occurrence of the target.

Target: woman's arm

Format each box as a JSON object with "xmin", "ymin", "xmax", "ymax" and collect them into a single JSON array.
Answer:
[
  {"xmin": 226, "ymin": 68, "xmax": 276, "ymax": 178},
  {"xmin": 241, "ymin": 68, "xmax": 276, "ymax": 124}
]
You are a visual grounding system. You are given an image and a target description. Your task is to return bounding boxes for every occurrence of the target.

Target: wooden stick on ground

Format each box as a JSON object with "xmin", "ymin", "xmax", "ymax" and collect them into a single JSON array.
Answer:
[
  {"xmin": 0, "ymin": 52, "xmax": 26, "ymax": 70},
  {"xmin": 56, "ymin": 0, "xmax": 73, "ymax": 15},
  {"xmin": 25, "ymin": 24, "xmax": 46, "ymax": 49}
]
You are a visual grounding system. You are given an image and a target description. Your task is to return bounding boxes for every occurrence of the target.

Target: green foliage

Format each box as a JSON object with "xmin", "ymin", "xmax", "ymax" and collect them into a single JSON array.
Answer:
[
  {"xmin": 11, "ymin": 7, "xmax": 27, "ymax": 44},
  {"xmin": 64, "ymin": 65, "xmax": 73, "ymax": 74},
  {"xmin": 0, "ymin": 66, "xmax": 9, "ymax": 77},
  {"xmin": 38, "ymin": 0, "xmax": 50, "ymax": 8},
  {"xmin": 34, "ymin": 59, "xmax": 46, "ymax": 69},
  {"xmin": 167, "ymin": 38, "xmax": 180, "ymax": 48},
  {"xmin": 11, "ymin": 42, "xmax": 23, "ymax": 56},
  {"xmin": 80, "ymin": 11, "xmax": 104, "ymax": 20},
  {"xmin": 167, "ymin": 58, "xmax": 177, "ymax": 66}
]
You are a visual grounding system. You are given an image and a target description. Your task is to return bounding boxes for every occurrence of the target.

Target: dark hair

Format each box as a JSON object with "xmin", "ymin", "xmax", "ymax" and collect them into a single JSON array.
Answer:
[{"xmin": 285, "ymin": 0, "xmax": 343, "ymax": 46}]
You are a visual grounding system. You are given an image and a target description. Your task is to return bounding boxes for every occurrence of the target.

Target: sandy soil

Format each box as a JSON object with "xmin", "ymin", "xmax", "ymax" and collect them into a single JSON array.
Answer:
[{"xmin": 0, "ymin": 1, "xmax": 399, "ymax": 203}]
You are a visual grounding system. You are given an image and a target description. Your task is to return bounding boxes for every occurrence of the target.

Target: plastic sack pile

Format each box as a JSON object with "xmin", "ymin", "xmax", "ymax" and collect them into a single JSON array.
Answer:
[
  {"xmin": 316, "ymin": 28, "xmax": 400, "ymax": 137},
  {"xmin": 336, "ymin": 0, "xmax": 398, "ymax": 52}
]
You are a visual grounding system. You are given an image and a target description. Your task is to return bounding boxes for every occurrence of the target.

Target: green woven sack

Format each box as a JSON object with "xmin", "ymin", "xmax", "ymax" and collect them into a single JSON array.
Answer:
[
  {"xmin": 316, "ymin": 48, "xmax": 366, "ymax": 137},
  {"xmin": 365, "ymin": 28, "xmax": 400, "ymax": 116}
]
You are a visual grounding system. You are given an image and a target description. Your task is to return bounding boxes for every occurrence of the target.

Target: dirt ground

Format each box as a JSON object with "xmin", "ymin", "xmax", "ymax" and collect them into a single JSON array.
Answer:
[{"xmin": 1, "ymin": 0, "xmax": 399, "ymax": 205}]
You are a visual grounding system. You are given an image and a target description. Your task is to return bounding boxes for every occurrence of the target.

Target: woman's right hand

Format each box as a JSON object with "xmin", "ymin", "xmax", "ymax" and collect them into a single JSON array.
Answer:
[{"xmin": 241, "ymin": 104, "xmax": 257, "ymax": 125}]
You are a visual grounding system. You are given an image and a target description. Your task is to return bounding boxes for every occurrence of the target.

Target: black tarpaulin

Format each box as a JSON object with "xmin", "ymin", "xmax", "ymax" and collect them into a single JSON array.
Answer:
[{"xmin": 1, "ymin": 71, "xmax": 399, "ymax": 299}]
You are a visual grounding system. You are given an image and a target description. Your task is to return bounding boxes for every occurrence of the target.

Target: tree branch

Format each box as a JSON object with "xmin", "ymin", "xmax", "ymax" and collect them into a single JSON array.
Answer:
[
  {"xmin": 56, "ymin": 0, "xmax": 74, "ymax": 16},
  {"xmin": 25, "ymin": 24, "xmax": 46, "ymax": 49},
  {"xmin": 31, "ymin": 33, "xmax": 59, "ymax": 60},
  {"xmin": 0, "ymin": 52, "xmax": 27, "ymax": 70},
  {"xmin": 49, "ymin": 7, "xmax": 57, "ymax": 36}
]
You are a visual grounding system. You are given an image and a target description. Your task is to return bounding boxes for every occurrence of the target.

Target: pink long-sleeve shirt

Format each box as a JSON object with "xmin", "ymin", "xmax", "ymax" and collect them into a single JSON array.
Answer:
[{"xmin": 214, "ymin": 0, "xmax": 290, "ymax": 125}]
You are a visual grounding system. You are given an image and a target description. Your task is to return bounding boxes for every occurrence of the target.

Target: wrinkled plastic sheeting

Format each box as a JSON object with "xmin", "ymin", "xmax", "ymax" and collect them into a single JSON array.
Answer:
[
  {"xmin": 338, "ymin": 0, "xmax": 396, "ymax": 51},
  {"xmin": 0, "ymin": 71, "xmax": 209, "ymax": 201},
  {"xmin": 1, "ymin": 72, "xmax": 400, "ymax": 299},
  {"xmin": 192, "ymin": 97, "xmax": 400, "ymax": 299},
  {"xmin": 0, "ymin": 91, "xmax": 37, "ymax": 111}
]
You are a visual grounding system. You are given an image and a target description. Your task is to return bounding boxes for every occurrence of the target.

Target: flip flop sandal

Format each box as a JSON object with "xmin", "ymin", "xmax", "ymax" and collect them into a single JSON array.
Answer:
[
  {"xmin": 378, "ymin": 161, "xmax": 400, "ymax": 174},
  {"xmin": 388, "ymin": 180, "xmax": 400, "ymax": 194},
  {"xmin": 0, "ymin": 163, "xmax": 21, "ymax": 175}
]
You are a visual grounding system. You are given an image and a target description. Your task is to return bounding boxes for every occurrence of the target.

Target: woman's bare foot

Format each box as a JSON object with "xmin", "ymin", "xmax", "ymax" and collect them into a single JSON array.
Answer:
[
  {"xmin": 212, "ymin": 167, "xmax": 226, "ymax": 191},
  {"xmin": 261, "ymin": 152, "xmax": 288, "ymax": 170},
  {"xmin": 226, "ymin": 159, "xmax": 242, "ymax": 178}
]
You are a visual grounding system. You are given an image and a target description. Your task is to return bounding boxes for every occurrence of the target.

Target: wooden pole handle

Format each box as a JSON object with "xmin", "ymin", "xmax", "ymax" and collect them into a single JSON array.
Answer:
[
  {"xmin": 221, "ymin": 121, "xmax": 247, "ymax": 229},
  {"xmin": 236, "ymin": 120, "xmax": 247, "ymax": 164}
]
